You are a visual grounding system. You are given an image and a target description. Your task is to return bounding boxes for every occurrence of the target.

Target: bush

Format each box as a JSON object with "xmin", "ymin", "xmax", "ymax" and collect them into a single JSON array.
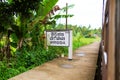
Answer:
[{"xmin": 0, "ymin": 44, "xmax": 64, "ymax": 80}]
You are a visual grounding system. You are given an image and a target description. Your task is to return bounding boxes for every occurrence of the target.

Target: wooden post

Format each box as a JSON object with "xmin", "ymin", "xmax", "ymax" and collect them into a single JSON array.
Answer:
[
  {"xmin": 66, "ymin": 3, "xmax": 68, "ymax": 30},
  {"xmin": 44, "ymin": 31, "xmax": 48, "ymax": 51}
]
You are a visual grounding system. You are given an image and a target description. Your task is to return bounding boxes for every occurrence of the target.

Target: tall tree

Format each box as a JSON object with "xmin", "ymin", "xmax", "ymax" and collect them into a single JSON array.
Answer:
[{"xmin": 0, "ymin": 0, "xmax": 59, "ymax": 59}]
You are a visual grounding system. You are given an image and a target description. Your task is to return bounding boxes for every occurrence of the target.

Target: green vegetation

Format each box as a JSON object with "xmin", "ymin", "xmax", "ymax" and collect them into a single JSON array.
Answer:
[
  {"xmin": 0, "ymin": 0, "xmax": 101, "ymax": 80},
  {"xmin": 73, "ymin": 37, "xmax": 100, "ymax": 50},
  {"xmin": 72, "ymin": 26, "xmax": 101, "ymax": 50},
  {"xmin": 55, "ymin": 24, "xmax": 101, "ymax": 50}
]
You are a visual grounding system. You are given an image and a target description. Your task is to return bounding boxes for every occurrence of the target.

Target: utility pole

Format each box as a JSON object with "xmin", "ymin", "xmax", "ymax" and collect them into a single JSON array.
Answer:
[{"xmin": 66, "ymin": 3, "xmax": 68, "ymax": 30}]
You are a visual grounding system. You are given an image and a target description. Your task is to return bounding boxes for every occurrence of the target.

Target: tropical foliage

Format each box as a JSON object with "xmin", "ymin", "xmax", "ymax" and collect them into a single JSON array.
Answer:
[
  {"xmin": 0, "ymin": 0, "xmax": 101, "ymax": 79},
  {"xmin": 55, "ymin": 24, "xmax": 101, "ymax": 50},
  {"xmin": 0, "ymin": 0, "xmax": 59, "ymax": 59}
]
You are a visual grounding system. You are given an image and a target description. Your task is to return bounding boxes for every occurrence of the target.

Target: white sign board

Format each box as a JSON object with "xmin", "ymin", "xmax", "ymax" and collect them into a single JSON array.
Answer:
[{"xmin": 46, "ymin": 30, "xmax": 70, "ymax": 46}]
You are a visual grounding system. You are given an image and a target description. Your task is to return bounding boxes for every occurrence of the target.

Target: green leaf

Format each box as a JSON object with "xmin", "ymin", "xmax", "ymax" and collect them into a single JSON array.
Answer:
[
  {"xmin": 53, "ymin": 14, "xmax": 74, "ymax": 19},
  {"xmin": 29, "ymin": 0, "xmax": 58, "ymax": 26}
]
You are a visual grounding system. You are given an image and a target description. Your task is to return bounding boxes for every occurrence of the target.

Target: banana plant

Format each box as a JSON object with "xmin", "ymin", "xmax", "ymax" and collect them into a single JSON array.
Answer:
[
  {"xmin": 0, "ymin": 1, "xmax": 15, "ymax": 59},
  {"xmin": 28, "ymin": 0, "xmax": 58, "ymax": 27},
  {"xmin": 52, "ymin": 4, "xmax": 74, "ymax": 20}
]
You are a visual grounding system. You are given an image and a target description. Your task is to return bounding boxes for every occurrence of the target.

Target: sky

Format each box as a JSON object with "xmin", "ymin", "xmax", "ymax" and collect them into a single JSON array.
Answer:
[{"xmin": 56, "ymin": 0, "xmax": 103, "ymax": 29}]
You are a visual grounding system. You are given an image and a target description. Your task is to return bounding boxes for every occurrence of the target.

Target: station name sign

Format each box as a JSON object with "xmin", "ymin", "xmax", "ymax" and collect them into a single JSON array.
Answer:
[{"xmin": 46, "ymin": 30, "xmax": 70, "ymax": 46}]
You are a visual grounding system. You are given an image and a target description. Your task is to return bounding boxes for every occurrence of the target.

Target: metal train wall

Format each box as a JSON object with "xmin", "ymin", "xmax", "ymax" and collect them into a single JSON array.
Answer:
[{"xmin": 101, "ymin": 0, "xmax": 120, "ymax": 80}]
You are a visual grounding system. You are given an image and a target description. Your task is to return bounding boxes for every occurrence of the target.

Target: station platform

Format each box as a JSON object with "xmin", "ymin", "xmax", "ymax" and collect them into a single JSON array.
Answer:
[{"xmin": 9, "ymin": 42, "xmax": 100, "ymax": 80}]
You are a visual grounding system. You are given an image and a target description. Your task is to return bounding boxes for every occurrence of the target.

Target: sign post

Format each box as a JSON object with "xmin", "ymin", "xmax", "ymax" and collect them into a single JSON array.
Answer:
[
  {"xmin": 44, "ymin": 3, "xmax": 72, "ymax": 60},
  {"xmin": 44, "ymin": 31, "xmax": 48, "ymax": 51},
  {"xmin": 68, "ymin": 30, "xmax": 72, "ymax": 60},
  {"xmin": 46, "ymin": 30, "xmax": 72, "ymax": 60}
]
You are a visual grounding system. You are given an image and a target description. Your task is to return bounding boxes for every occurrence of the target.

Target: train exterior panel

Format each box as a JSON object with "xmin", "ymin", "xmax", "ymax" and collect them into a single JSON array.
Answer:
[{"xmin": 101, "ymin": 0, "xmax": 120, "ymax": 80}]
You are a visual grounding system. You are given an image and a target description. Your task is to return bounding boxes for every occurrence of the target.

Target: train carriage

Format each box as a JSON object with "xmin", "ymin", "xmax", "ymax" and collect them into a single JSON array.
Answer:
[{"xmin": 101, "ymin": 0, "xmax": 120, "ymax": 80}]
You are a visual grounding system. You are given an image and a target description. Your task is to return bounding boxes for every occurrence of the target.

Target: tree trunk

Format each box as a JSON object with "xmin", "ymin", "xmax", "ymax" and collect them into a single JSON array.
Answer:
[
  {"xmin": 6, "ymin": 30, "xmax": 12, "ymax": 59},
  {"xmin": 17, "ymin": 38, "xmax": 24, "ymax": 50}
]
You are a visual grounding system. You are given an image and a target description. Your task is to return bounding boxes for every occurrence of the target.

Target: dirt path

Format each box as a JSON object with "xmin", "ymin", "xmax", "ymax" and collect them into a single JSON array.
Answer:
[{"xmin": 9, "ymin": 42, "xmax": 100, "ymax": 80}]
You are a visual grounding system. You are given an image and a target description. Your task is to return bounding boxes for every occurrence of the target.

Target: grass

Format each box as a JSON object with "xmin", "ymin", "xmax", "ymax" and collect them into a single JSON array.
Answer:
[
  {"xmin": 0, "ymin": 37, "xmax": 101, "ymax": 80},
  {"xmin": 73, "ymin": 37, "xmax": 100, "ymax": 50}
]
